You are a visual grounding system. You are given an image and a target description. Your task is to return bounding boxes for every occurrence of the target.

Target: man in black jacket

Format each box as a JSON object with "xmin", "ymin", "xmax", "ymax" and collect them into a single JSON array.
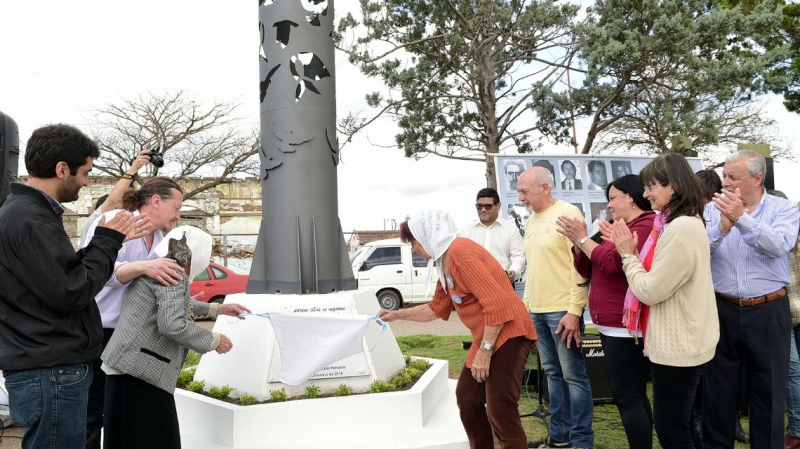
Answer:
[{"xmin": 0, "ymin": 124, "xmax": 140, "ymax": 449}]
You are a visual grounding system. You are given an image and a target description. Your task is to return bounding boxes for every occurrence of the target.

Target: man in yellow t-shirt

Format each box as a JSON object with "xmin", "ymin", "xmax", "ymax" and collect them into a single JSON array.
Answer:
[{"xmin": 518, "ymin": 166, "xmax": 593, "ymax": 449}]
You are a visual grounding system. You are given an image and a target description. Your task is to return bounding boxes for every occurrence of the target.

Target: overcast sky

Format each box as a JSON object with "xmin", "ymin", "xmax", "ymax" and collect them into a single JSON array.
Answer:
[{"xmin": 1, "ymin": 1, "xmax": 798, "ymax": 232}]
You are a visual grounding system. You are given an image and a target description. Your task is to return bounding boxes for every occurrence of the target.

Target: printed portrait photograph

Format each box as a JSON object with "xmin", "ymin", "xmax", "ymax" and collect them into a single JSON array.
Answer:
[
  {"xmin": 531, "ymin": 159, "xmax": 555, "ymax": 180},
  {"xmin": 610, "ymin": 160, "xmax": 633, "ymax": 180},
  {"xmin": 504, "ymin": 159, "xmax": 526, "ymax": 191},
  {"xmin": 586, "ymin": 160, "xmax": 609, "ymax": 191},
  {"xmin": 590, "ymin": 202, "xmax": 610, "ymax": 235},
  {"xmin": 559, "ymin": 159, "xmax": 582, "ymax": 190}
]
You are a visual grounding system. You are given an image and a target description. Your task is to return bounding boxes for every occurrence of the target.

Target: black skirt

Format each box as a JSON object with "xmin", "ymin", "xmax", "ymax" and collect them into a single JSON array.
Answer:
[{"xmin": 103, "ymin": 373, "xmax": 181, "ymax": 449}]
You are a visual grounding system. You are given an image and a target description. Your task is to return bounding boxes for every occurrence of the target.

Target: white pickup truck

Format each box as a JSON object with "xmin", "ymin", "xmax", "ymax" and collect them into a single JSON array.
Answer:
[{"xmin": 350, "ymin": 238, "xmax": 432, "ymax": 310}]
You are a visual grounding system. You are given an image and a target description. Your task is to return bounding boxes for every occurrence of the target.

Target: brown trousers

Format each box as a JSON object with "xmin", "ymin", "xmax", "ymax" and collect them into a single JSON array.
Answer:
[{"xmin": 456, "ymin": 336, "xmax": 533, "ymax": 449}]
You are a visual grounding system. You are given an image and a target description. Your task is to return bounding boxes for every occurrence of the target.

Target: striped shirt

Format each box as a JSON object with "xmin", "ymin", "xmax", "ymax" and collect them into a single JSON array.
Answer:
[{"xmin": 706, "ymin": 189, "xmax": 800, "ymax": 297}]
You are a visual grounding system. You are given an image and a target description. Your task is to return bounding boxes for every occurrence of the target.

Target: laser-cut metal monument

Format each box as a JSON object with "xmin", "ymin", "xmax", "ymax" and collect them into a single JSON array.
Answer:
[
  {"xmin": 178, "ymin": 4, "xmax": 467, "ymax": 446},
  {"xmin": 249, "ymin": 0, "xmax": 356, "ymax": 294}
]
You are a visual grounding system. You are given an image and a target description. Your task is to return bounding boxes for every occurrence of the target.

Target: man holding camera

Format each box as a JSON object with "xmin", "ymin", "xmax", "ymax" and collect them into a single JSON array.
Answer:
[
  {"xmin": 79, "ymin": 150, "xmax": 152, "ymax": 246},
  {"xmin": 83, "ymin": 174, "xmax": 186, "ymax": 449}
]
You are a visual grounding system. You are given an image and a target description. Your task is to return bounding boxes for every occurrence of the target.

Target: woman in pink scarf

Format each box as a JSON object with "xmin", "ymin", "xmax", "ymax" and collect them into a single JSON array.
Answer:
[
  {"xmin": 557, "ymin": 174, "xmax": 655, "ymax": 449},
  {"xmin": 603, "ymin": 154, "xmax": 719, "ymax": 449}
]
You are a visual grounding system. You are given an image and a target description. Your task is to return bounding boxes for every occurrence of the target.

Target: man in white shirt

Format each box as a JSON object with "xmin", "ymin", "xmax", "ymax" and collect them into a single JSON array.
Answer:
[{"xmin": 460, "ymin": 188, "xmax": 525, "ymax": 283}]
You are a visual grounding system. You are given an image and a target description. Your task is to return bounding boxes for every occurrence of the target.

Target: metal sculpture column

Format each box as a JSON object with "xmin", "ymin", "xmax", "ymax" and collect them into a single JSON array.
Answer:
[{"xmin": 249, "ymin": 0, "xmax": 356, "ymax": 294}]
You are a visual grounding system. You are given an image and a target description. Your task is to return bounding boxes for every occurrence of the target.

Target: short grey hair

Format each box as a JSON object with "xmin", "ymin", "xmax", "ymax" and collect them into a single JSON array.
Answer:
[
  {"xmin": 529, "ymin": 166, "xmax": 555, "ymax": 187},
  {"xmin": 726, "ymin": 150, "xmax": 767, "ymax": 181}
]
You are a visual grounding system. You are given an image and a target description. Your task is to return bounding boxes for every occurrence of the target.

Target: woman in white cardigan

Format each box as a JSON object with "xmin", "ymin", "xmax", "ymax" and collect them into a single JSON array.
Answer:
[{"xmin": 602, "ymin": 153, "xmax": 719, "ymax": 449}]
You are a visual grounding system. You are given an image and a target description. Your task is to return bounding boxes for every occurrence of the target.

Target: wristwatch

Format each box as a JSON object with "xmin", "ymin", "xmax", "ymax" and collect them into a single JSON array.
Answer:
[
  {"xmin": 480, "ymin": 340, "xmax": 495, "ymax": 351},
  {"xmin": 578, "ymin": 237, "xmax": 589, "ymax": 248},
  {"xmin": 622, "ymin": 253, "xmax": 634, "ymax": 263}
]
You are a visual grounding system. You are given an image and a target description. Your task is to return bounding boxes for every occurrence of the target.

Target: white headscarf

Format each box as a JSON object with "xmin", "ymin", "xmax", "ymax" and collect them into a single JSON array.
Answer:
[
  {"xmin": 152, "ymin": 225, "xmax": 212, "ymax": 279},
  {"xmin": 407, "ymin": 210, "xmax": 458, "ymax": 297}
]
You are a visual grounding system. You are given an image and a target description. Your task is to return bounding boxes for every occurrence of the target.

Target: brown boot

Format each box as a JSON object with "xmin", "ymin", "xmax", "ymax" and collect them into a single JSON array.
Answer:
[{"xmin": 785, "ymin": 434, "xmax": 800, "ymax": 449}]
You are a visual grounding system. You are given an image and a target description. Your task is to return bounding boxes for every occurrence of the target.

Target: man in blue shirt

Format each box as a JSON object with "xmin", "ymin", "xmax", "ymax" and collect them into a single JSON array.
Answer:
[{"xmin": 703, "ymin": 150, "xmax": 800, "ymax": 449}]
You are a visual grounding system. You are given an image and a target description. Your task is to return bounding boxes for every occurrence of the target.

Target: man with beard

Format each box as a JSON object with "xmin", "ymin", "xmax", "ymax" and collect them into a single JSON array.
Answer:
[
  {"xmin": 82, "ymin": 176, "xmax": 186, "ymax": 449},
  {"xmin": 0, "ymin": 124, "xmax": 141, "ymax": 448}
]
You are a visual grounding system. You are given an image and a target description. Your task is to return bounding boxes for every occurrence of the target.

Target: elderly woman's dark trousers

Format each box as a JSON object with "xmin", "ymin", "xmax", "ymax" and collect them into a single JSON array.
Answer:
[
  {"xmin": 103, "ymin": 373, "xmax": 181, "ymax": 449},
  {"xmin": 456, "ymin": 336, "xmax": 532, "ymax": 449}
]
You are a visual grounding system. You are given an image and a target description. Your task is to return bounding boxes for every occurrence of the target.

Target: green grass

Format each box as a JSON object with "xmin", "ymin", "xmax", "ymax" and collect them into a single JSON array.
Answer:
[
  {"xmin": 396, "ymin": 334, "xmax": 472, "ymax": 378},
  {"xmin": 396, "ymin": 334, "xmax": 755, "ymax": 449}
]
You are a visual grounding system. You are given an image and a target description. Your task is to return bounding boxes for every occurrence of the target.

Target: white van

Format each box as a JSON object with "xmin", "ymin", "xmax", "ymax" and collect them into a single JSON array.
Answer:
[{"xmin": 350, "ymin": 238, "xmax": 432, "ymax": 310}]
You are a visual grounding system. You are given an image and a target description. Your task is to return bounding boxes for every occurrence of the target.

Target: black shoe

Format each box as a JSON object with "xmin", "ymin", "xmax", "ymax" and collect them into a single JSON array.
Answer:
[
  {"xmin": 528, "ymin": 436, "xmax": 572, "ymax": 448},
  {"xmin": 735, "ymin": 417, "xmax": 749, "ymax": 444}
]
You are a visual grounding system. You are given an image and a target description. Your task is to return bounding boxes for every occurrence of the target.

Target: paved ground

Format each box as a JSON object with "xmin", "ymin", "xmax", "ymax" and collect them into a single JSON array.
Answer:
[
  {"xmin": 0, "ymin": 421, "xmax": 20, "ymax": 448},
  {"xmin": 0, "ymin": 304, "xmax": 468, "ymax": 448}
]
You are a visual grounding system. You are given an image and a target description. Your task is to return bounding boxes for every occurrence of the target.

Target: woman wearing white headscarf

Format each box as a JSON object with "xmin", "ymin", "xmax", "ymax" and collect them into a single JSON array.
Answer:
[
  {"xmin": 378, "ymin": 210, "xmax": 536, "ymax": 449},
  {"xmin": 101, "ymin": 226, "xmax": 250, "ymax": 449}
]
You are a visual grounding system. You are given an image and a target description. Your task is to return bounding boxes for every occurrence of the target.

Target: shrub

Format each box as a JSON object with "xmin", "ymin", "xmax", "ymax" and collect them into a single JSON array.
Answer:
[
  {"xmin": 404, "ymin": 353, "xmax": 411, "ymax": 364},
  {"xmin": 304, "ymin": 384, "xmax": 320, "ymax": 399},
  {"xmin": 391, "ymin": 372, "xmax": 413, "ymax": 389},
  {"xmin": 208, "ymin": 385, "xmax": 235, "ymax": 400},
  {"xmin": 176, "ymin": 367, "xmax": 196, "ymax": 388},
  {"xmin": 405, "ymin": 367, "xmax": 421, "ymax": 379},
  {"xmin": 269, "ymin": 388, "xmax": 288, "ymax": 402},
  {"xmin": 409, "ymin": 358, "xmax": 431, "ymax": 371},
  {"xmin": 239, "ymin": 394, "xmax": 258, "ymax": 406},
  {"xmin": 335, "ymin": 384, "xmax": 353, "ymax": 397},
  {"xmin": 369, "ymin": 380, "xmax": 396, "ymax": 393},
  {"xmin": 186, "ymin": 380, "xmax": 206, "ymax": 394}
]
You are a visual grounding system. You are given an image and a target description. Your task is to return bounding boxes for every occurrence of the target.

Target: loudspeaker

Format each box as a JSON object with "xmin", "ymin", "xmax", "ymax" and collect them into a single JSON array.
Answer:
[
  {"xmin": 582, "ymin": 334, "xmax": 614, "ymax": 404},
  {"xmin": 0, "ymin": 111, "xmax": 19, "ymax": 207}
]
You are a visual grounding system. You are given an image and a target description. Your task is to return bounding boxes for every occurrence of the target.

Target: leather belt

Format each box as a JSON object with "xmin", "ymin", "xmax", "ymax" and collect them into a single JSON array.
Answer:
[{"xmin": 715, "ymin": 287, "xmax": 788, "ymax": 307}]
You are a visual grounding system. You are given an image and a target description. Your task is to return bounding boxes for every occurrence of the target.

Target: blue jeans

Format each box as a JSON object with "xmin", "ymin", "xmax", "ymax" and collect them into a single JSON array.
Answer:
[
  {"xmin": 788, "ymin": 325, "xmax": 800, "ymax": 437},
  {"xmin": 5, "ymin": 364, "xmax": 92, "ymax": 449},
  {"xmin": 532, "ymin": 312, "xmax": 594, "ymax": 448}
]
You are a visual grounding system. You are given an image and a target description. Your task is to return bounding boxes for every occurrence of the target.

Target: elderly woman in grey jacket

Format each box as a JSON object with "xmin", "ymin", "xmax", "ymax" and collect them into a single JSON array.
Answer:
[{"xmin": 101, "ymin": 226, "xmax": 249, "ymax": 449}]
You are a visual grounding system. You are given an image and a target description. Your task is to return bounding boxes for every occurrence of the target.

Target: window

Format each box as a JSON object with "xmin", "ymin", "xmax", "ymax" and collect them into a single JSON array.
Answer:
[
  {"xmin": 194, "ymin": 269, "xmax": 211, "ymax": 281},
  {"xmin": 211, "ymin": 266, "xmax": 228, "ymax": 280},
  {"xmin": 412, "ymin": 252, "xmax": 427, "ymax": 268},
  {"xmin": 362, "ymin": 246, "xmax": 402, "ymax": 270}
]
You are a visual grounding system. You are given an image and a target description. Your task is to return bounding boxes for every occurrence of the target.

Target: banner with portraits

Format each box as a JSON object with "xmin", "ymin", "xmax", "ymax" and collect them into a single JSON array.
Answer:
[{"xmin": 495, "ymin": 154, "xmax": 705, "ymax": 235}]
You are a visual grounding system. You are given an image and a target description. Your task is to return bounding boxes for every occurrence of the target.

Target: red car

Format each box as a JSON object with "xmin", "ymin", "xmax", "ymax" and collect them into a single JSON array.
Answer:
[{"xmin": 190, "ymin": 262, "xmax": 249, "ymax": 304}]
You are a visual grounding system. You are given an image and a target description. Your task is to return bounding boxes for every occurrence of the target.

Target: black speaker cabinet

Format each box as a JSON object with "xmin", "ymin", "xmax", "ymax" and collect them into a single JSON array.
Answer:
[
  {"xmin": 582, "ymin": 334, "xmax": 614, "ymax": 404},
  {"xmin": 0, "ymin": 111, "xmax": 19, "ymax": 207},
  {"xmin": 522, "ymin": 335, "xmax": 614, "ymax": 405}
]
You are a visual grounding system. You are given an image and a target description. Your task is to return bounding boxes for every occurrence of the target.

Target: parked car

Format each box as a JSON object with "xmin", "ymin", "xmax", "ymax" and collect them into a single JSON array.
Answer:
[
  {"xmin": 190, "ymin": 262, "xmax": 248, "ymax": 304},
  {"xmin": 350, "ymin": 238, "xmax": 431, "ymax": 310}
]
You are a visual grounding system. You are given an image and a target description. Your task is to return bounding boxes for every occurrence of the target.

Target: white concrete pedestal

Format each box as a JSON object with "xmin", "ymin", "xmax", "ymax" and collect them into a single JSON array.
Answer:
[
  {"xmin": 177, "ymin": 358, "xmax": 468, "ymax": 448},
  {"xmin": 179, "ymin": 289, "xmax": 468, "ymax": 448},
  {"xmin": 194, "ymin": 290, "xmax": 407, "ymax": 398}
]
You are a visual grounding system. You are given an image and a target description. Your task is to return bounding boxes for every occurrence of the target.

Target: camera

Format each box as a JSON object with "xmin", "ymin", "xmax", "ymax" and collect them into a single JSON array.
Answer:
[{"xmin": 148, "ymin": 147, "xmax": 164, "ymax": 168}]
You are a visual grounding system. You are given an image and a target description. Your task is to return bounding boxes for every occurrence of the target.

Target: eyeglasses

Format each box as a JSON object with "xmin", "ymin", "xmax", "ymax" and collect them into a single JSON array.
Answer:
[
  {"xmin": 643, "ymin": 184, "xmax": 662, "ymax": 193},
  {"xmin": 475, "ymin": 203, "xmax": 496, "ymax": 211}
]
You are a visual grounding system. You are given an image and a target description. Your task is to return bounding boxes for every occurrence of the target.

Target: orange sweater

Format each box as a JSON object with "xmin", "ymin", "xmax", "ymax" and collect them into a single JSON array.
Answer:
[{"xmin": 429, "ymin": 238, "xmax": 537, "ymax": 368}]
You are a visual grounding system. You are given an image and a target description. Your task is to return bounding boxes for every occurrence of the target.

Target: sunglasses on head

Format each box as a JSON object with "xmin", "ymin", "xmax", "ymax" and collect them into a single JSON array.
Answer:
[{"xmin": 475, "ymin": 203, "xmax": 496, "ymax": 211}]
